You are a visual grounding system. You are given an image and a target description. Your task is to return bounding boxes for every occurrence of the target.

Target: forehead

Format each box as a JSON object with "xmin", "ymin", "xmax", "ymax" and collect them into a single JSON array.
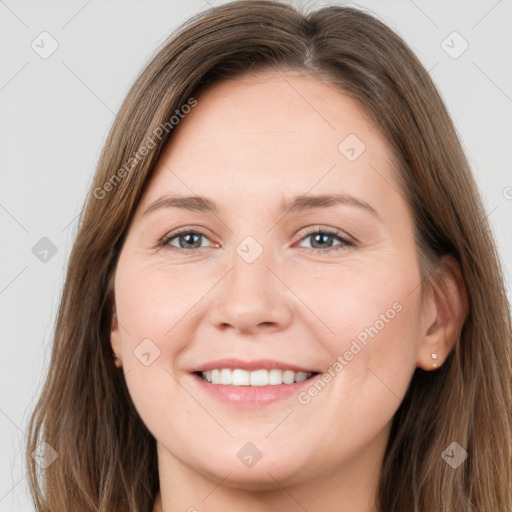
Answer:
[{"xmin": 137, "ymin": 69, "xmax": 402, "ymax": 216}]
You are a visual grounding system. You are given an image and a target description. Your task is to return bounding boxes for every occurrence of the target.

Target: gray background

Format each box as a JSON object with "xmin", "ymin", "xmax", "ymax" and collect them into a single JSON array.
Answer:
[{"xmin": 1, "ymin": 0, "xmax": 511, "ymax": 510}]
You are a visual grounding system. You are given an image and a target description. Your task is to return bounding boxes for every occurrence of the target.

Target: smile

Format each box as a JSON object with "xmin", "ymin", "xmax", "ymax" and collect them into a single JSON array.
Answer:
[{"xmin": 197, "ymin": 369, "xmax": 319, "ymax": 386}]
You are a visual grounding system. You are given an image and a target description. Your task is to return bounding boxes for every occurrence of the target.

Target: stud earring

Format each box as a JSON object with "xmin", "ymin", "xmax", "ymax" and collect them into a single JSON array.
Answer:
[{"xmin": 431, "ymin": 353, "xmax": 438, "ymax": 369}]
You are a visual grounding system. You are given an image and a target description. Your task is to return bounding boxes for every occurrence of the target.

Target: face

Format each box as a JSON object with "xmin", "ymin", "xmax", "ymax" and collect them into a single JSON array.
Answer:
[{"xmin": 111, "ymin": 69, "xmax": 430, "ymax": 490}]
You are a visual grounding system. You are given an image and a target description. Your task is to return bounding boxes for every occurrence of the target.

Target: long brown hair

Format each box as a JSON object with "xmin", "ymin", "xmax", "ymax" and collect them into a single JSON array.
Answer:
[{"xmin": 26, "ymin": 1, "xmax": 512, "ymax": 510}]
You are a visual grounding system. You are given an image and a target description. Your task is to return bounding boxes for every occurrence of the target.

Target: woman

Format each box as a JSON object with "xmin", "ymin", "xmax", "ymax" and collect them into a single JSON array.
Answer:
[{"xmin": 26, "ymin": 1, "xmax": 512, "ymax": 511}]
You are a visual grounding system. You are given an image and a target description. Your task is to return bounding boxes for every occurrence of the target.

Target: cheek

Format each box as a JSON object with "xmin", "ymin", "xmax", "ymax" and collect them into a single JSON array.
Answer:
[
  {"xmin": 114, "ymin": 257, "xmax": 205, "ymax": 351},
  {"xmin": 112, "ymin": 252, "xmax": 241, "ymax": 430},
  {"xmin": 292, "ymin": 248, "xmax": 423, "ymax": 406},
  {"xmin": 288, "ymin": 251, "xmax": 422, "ymax": 353},
  {"xmin": 290, "ymin": 272, "xmax": 422, "ymax": 465},
  {"xmin": 112, "ymin": 258, "xmax": 191, "ymax": 425}
]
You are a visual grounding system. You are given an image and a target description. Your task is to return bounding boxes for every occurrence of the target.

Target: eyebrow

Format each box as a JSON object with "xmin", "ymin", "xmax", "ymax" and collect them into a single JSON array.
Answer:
[{"xmin": 142, "ymin": 193, "xmax": 378, "ymax": 218}]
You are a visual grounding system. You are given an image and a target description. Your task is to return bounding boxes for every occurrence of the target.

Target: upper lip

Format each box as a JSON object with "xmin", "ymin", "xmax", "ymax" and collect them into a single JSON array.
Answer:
[{"xmin": 189, "ymin": 358, "xmax": 319, "ymax": 373}]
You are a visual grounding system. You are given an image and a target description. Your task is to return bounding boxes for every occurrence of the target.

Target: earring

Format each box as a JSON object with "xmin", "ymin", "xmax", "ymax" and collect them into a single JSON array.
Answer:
[{"xmin": 431, "ymin": 353, "xmax": 438, "ymax": 369}]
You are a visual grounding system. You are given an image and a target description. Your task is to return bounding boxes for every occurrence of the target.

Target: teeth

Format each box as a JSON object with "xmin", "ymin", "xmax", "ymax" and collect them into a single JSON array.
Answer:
[
  {"xmin": 268, "ymin": 369, "xmax": 283, "ymax": 385},
  {"xmin": 232, "ymin": 369, "xmax": 250, "ymax": 386},
  {"xmin": 282, "ymin": 370, "xmax": 295, "ymax": 384},
  {"xmin": 250, "ymin": 369, "xmax": 268, "ymax": 386},
  {"xmin": 201, "ymin": 369, "xmax": 314, "ymax": 386},
  {"xmin": 220, "ymin": 369, "xmax": 232, "ymax": 385}
]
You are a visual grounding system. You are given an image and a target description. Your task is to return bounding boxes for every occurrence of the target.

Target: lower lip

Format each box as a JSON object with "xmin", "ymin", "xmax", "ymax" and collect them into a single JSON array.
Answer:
[{"xmin": 190, "ymin": 373, "xmax": 321, "ymax": 407}]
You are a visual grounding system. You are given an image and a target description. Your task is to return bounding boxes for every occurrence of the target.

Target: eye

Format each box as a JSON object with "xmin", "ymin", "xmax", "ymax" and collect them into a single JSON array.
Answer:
[
  {"xmin": 157, "ymin": 228, "xmax": 214, "ymax": 253},
  {"xmin": 296, "ymin": 227, "xmax": 353, "ymax": 253}
]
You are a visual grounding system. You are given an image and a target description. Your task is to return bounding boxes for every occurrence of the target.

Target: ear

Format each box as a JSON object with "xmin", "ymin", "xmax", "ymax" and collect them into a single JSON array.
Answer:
[
  {"xmin": 110, "ymin": 302, "xmax": 123, "ymax": 368},
  {"xmin": 416, "ymin": 255, "xmax": 468, "ymax": 371}
]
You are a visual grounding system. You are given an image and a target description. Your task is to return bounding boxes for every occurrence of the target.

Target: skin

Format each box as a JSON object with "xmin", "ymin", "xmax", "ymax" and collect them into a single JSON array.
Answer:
[{"xmin": 110, "ymin": 69, "xmax": 467, "ymax": 512}]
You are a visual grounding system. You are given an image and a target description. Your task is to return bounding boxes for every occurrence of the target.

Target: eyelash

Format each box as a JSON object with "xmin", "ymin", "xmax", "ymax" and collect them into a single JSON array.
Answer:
[{"xmin": 156, "ymin": 226, "xmax": 354, "ymax": 255}]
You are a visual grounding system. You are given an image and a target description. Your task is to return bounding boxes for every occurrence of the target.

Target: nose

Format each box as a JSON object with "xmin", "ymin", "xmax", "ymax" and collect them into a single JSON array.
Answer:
[{"xmin": 208, "ymin": 250, "xmax": 293, "ymax": 335}]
